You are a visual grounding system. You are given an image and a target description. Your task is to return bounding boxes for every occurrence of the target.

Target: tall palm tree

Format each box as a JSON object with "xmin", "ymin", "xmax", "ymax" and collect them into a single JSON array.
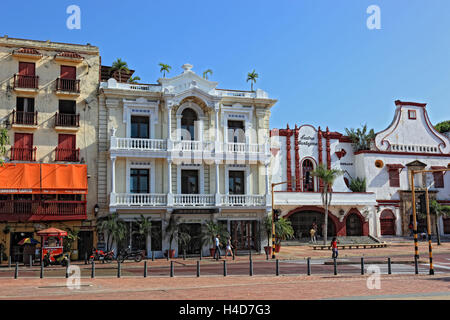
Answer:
[
  {"xmin": 134, "ymin": 214, "xmax": 152, "ymax": 252},
  {"xmin": 202, "ymin": 69, "xmax": 213, "ymax": 80},
  {"xmin": 97, "ymin": 212, "xmax": 127, "ymax": 252},
  {"xmin": 128, "ymin": 76, "xmax": 141, "ymax": 84},
  {"xmin": 246, "ymin": 70, "xmax": 259, "ymax": 91},
  {"xmin": 159, "ymin": 63, "xmax": 171, "ymax": 78},
  {"xmin": 311, "ymin": 164, "xmax": 344, "ymax": 245},
  {"xmin": 110, "ymin": 58, "xmax": 130, "ymax": 83},
  {"xmin": 345, "ymin": 124, "xmax": 375, "ymax": 151}
]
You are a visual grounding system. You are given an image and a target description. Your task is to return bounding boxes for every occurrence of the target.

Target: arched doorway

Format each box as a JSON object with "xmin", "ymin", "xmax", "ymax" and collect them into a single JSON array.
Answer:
[
  {"xmin": 288, "ymin": 210, "xmax": 336, "ymax": 240},
  {"xmin": 380, "ymin": 210, "xmax": 396, "ymax": 235},
  {"xmin": 181, "ymin": 108, "xmax": 197, "ymax": 140},
  {"xmin": 346, "ymin": 213, "xmax": 362, "ymax": 236},
  {"xmin": 302, "ymin": 159, "xmax": 315, "ymax": 191}
]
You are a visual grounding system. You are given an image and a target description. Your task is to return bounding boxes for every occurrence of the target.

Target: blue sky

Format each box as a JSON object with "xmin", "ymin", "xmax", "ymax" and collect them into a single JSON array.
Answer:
[{"xmin": 1, "ymin": 0, "xmax": 449, "ymax": 132}]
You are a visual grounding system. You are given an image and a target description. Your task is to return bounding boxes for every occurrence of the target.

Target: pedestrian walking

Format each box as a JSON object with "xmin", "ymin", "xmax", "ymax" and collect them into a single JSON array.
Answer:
[
  {"xmin": 225, "ymin": 237, "xmax": 234, "ymax": 258},
  {"xmin": 408, "ymin": 222, "xmax": 414, "ymax": 237},
  {"xmin": 214, "ymin": 234, "xmax": 221, "ymax": 260},
  {"xmin": 310, "ymin": 227, "xmax": 317, "ymax": 243},
  {"xmin": 331, "ymin": 237, "xmax": 339, "ymax": 259}
]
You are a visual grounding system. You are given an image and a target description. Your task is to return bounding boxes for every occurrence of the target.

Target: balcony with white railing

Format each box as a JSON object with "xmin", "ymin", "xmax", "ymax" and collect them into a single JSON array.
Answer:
[
  {"xmin": 173, "ymin": 194, "xmax": 216, "ymax": 207},
  {"xmin": 111, "ymin": 137, "xmax": 167, "ymax": 152},
  {"xmin": 223, "ymin": 143, "xmax": 266, "ymax": 154},
  {"xmin": 111, "ymin": 193, "xmax": 167, "ymax": 207},
  {"xmin": 221, "ymin": 195, "xmax": 266, "ymax": 207},
  {"xmin": 101, "ymin": 81, "xmax": 161, "ymax": 92},
  {"xmin": 171, "ymin": 140, "xmax": 215, "ymax": 153}
]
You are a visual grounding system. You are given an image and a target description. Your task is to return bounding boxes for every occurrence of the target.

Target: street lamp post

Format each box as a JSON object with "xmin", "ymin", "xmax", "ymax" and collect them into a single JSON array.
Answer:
[{"xmin": 271, "ymin": 181, "xmax": 288, "ymax": 259}]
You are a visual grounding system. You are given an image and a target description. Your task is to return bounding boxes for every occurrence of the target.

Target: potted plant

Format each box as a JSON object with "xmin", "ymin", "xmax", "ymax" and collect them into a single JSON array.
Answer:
[
  {"xmin": 178, "ymin": 231, "xmax": 191, "ymax": 259},
  {"xmin": 263, "ymin": 215, "xmax": 273, "ymax": 255},
  {"xmin": 274, "ymin": 218, "xmax": 294, "ymax": 253},
  {"xmin": 134, "ymin": 215, "xmax": 152, "ymax": 257},
  {"xmin": 201, "ymin": 220, "xmax": 229, "ymax": 257},
  {"xmin": 165, "ymin": 215, "xmax": 184, "ymax": 259}
]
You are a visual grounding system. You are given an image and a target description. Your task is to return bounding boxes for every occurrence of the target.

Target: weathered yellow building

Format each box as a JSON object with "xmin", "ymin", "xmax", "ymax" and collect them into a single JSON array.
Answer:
[
  {"xmin": 0, "ymin": 36, "xmax": 100, "ymax": 262},
  {"xmin": 98, "ymin": 63, "xmax": 277, "ymax": 257}
]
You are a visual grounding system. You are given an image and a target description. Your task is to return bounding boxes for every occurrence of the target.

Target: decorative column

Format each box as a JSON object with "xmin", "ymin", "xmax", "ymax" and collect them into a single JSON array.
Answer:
[
  {"xmin": 265, "ymin": 161, "xmax": 271, "ymax": 206},
  {"xmin": 286, "ymin": 124, "xmax": 292, "ymax": 191},
  {"xmin": 215, "ymin": 161, "xmax": 220, "ymax": 206},
  {"xmin": 110, "ymin": 156, "xmax": 116, "ymax": 206},
  {"xmin": 167, "ymin": 159, "xmax": 173, "ymax": 206},
  {"xmin": 166, "ymin": 101, "xmax": 173, "ymax": 150},
  {"xmin": 294, "ymin": 124, "xmax": 300, "ymax": 192},
  {"xmin": 215, "ymin": 105, "xmax": 221, "ymax": 153},
  {"xmin": 326, "ymin": 127, "xmax": 331, "ymax": 170},
  {"xmin": 318, "ymin": 127, "xmax": 323, "ymax": 192}
]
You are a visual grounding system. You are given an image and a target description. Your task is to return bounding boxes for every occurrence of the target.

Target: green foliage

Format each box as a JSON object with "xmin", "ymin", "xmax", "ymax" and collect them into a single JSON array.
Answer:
[
  {"xmin": 159, "ymin": 63, "xmax": 172, "ymax": 78},
  {"xmin": 311, "ymin": 164, "xmax": 344, "ymax": 193},
  {"xmin": 0, "ymin": 128, "xmax": 10, "ymax": 165},
  {"xmin": 345, "ymin": 124, "xmax": 375, "ymax": 151},
  {"xmin": 97, "ymin": 212, "xmax": 127, "ymax": 251},
  {"xmin": 128, "ymin": 76, "xmax": 141, "ymax": 84},
  {"xmin": 274, "ymin": 218, "xmax": 294, "ymax": 245},
  {"xmin": 110, "ymin": 58, "xmax": 130, "ymax": 83},
  {"xmin": 201, "ymin": 220, "xmax": 229, "ymax": 247},
  {"xmin": 348, "ymin": 177, "xmax": 367, "ymax": 192},
  {"xmin": 202, "ymin": 69, "xmax": 213, "ymax": 80},
  {"xmin": 63, "ymin": 228, "xmax": 79, "ymax": 253},
  {"xmin": 435, "ymin": 120, "xmax": 450, "ymax": 133},
  {"xmin": 430, "ymin": 200, "xmax": 450, "ymax": 217},
  {"xmin": 263, "ymin": 215, "xmax": 273, "ymax": 247},
  {"xmin": 178, "ymin": 232, "xmax": 192, "ymax": 251},
  {"xmin": 246, "ymin": 70, "xmax": 259, "ymax": 91}
]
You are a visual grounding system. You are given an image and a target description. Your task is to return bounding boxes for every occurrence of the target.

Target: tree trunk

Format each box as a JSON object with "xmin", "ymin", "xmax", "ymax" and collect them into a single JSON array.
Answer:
[
  {"xmin": 323, "ymin": 188, "xmax": 329, "ymax": 245},
  {"xmin": 436, "ymin": 221, "xmax": 441, "ymax": 246}
]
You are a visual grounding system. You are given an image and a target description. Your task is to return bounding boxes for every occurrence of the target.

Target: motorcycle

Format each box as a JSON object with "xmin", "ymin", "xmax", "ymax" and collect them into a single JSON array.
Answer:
[
  {"xmin": 117, "ymin": 246, "xmax": 145, "ymax": 263},
  {"xmin": 89, "ymin": 248, "xmax": 115, "ymax": 263},
  {"xmin": 43, "ymin": 251, "xmax": 69, "ymax": 267}
]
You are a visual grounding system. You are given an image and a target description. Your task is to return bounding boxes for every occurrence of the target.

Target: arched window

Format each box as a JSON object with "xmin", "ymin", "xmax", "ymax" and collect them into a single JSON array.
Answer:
[
  {"xmin": 181, "ymin": 108, "xmax": 197, "ymax": 140},
  {"xmin": 302, "ymin": 159, "xmax": 315, "ymax": 191}
]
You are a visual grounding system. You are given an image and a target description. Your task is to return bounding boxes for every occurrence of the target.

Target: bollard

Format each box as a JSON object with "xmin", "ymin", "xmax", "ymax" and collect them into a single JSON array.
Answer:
[
  {"xmin": 8, "ymin": 256, "xmax": 11, "ymax": 268},
  {"xmin": 334, "ymin": 258, "xmax": 337, "ymax": 275},
  {"xmin": 361, "ymin": 257, "xmax": 365, "ymax": 275},
  {"xmin": 276, "ymin": 259, "xmax": 279, "ymax": 276},
  {"xmin": 388, "ymin": 258, "xmax": 392, "ymax": 275},
  {"xmin": 307, "ymin": 257, "xmax": 311, "ymax": 276},
  {"xmin": 232, "ymin": 250, "xmax": 235, "ymax": 261},
  {"xmin": 144, "ymin": 261, "xmax": 147, "ymax": 278},
  {"xmin": 14, "ymin": 262, "xmax": 18, "ymax": 279},
  {"xmin": 249, "ymin": 250, "xmax": 252, "ymax": 260},
  {"xmin": 183, "ymin": 250, "xmax": 186, "ymax": 261},
  {"xmin": 414, "ymin": 256, "xmax": 419, "ymax": 275},
  {"xmin": 152, "ymin": 251, "xmax": 154, "ymax": 262},
  {"xmin": 91, "ymin": 261, "xmax": 95, "ymax": 278},
  {"xmin": 166, "ymin": 251, "xmax": 169, "ymax": 261},
  {"xmin": 84, "ymin": 252, "xmax": 87, "ymax": 265},
  {"xmin": 249, "ymin": 259, "xmax": 253, "ymax": 276},
  {"xmin": 40, "ymin": 260, "xmax": 44, "ymax": 279},
  {"xmin": 196, "ymin": 260, "xmax": 200, "ymax": 277},
  {"xmin": 200, "ymin": 250, "xmax": 202, "ymax": 261},
  {"xmin": 223, "ymin": 260, "xmax": 227, "ymax": 277},
  {"xmin": 117, "ymin": 261, "xmax": 121, "ymax": 278},
  {"xmin": 29, "ymin": 255, "xmax": 33, "ymax": 267},
  {"xmin": 170, "ymin": 261, "xmax": 174, "ymax": 277}
]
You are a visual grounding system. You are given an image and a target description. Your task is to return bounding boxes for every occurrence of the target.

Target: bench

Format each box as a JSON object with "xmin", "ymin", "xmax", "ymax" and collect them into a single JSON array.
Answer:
[{"xmin": 312, "ymin": 243, "xmax": 388, "ymax": 250}]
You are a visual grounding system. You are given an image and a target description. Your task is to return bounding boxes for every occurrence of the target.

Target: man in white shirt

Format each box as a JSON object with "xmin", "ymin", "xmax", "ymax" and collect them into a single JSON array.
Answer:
[{"xmin": 214, "ymin": 234, "xmax": 221, "ymax": 260}]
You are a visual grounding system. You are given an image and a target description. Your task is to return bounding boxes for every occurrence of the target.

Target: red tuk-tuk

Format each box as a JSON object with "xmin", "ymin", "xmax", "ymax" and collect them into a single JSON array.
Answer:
[{"xmin": 37, "ymin": 228, "xmax": 68, "ymax": 266}]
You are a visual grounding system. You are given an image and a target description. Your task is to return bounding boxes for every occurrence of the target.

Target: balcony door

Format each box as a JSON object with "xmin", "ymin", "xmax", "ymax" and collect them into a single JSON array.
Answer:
[
  {"xmin": 58, "ymin": 100, "xmax": 77, "ymax": 127},
  {"xmin": 227, "ymin": 120, "xmax": 245, "ymax": 143},
  {"xmin": 13, "ymin": 133, "xmax": 33, "ymax": 161},
  {"xmin": 57, "ymin": 134, "xmax": 76, "ymax": 161},
  {"xmin": 181, "ymin": 170, "xmax": 199, "ymax": 194},
  {"xmin": 59, "ymin": 66, "xmax": 77, "ymax": 91},
  {"xmin": 130, "ymin": 169, "xmax": 150, "ymax": 194},
  {"xmin": 229, "ymin": 171, "xmax": 245, "ymax": 195},
  {"xmin": 131, "ymin": 116, "xmax": 150, "ymax": 139},
  {"xmin": 18, "ymin": 62, "xmax": 36, "ymax": 88},
  {"xmin": 16, "ymin": 97, "xmax": 35, "ymax": 124},
  {"xmin": 181, "ymin": 108, "xmax": 197, "ymax": 141},
  {"xmin": 230, "ymin": 220, "xmax": 257, "ymax": 250},
  {"xmin": 302, "ymin": 159, "xmax": 315, "ymax": 192}
]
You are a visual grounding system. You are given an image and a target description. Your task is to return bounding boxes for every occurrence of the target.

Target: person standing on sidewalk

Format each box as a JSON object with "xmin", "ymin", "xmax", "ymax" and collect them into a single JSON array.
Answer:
[
  {"xmin": 214, "ymin": 234, "xmax": 221, "ymax": 260},
  {"xmin": 310, "ymin": 227, "xmax": 317, "ymax": 243},
  {"xmin": 331, "ymin": 237, "xmax": 339, "ymax": 259},
  {"xmin": 225, "ymin": 237, "xmax": 234, "ymax": 258}
]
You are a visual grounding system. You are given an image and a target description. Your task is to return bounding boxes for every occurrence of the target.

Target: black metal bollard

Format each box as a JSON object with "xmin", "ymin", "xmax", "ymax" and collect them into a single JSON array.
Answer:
[
  {"xmin": 40, "ymin": 260, "xmax": 44, "ymax": 279},
  {"xmin": 8, "ymin": 256, "xmax": 11, "ymax": 268},
  {"xmin": 414, "ymin": 256, "xmax": 419, "ymax": 275},
  {"xmin": 152, "ymin": 251, "xmax": 154, "ymax": 261},
  {"xmin": 223, "ymin": 260, "xmax": 227, "ymax": 277},
  {"xmin": 334, "ymin": 258, "xmax": 337, "ymax": 275},
  {"xmin": 84, "ymin": 252, "xmax": 87, "ymax": 265},
  {"xmin": 196, "ymin": 260, "xmax": 200, "ymax": 277},
  {"xmin": 200, "ymin": 250, "xmax": 202, "ymax": 261},
  {"xmin": 91, "ymin": 261, "xmax": 95, "ymax": 278},
  {"xmin": 144, "ymin": 261, "xmax": 147, "ymax": 278},
  {"xmin": 183, "ymin": 250, "xmax": 186, "ymax": 261},
  {"xmin": 29, "ymin": 255, "xmax": 33, "ymax": 267},
  {"xmin": 361, "ymin": 257, "xmax": 365, "ymax": 275},
  {"xmin": 249, "ymin": 259, "xmax": 253, "ymax": 276},
  {"xmin": 307, "ymin": 257, "xmax": 311, "ymax": 276},
  {"xmin": 388, "ymin": 258, "xmax": 392, "ymax": 275},
  {"xmin": 14, "ymin": 262, "xmax": 18, "ymax": 279},
  {"xmin": 170, "ymin": 261, "xmax": 174, "ymax": 277},
  {"xmin": 117, "ymin": 261, "xmax": 121, "ymax": 278},
  {"xmin": 276, "ymin": 259, "xmax": 279, "ymax": 276},
  {"xmin": 232, "ymin": 250, "xmax": 235, "ymax": 261}
]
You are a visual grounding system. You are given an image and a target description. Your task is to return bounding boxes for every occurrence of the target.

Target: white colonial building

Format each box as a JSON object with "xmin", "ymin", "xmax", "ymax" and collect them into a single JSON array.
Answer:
[
  {"xmin": 271, "ymin": 100, "xmax": 450, "ymax": 239},
  {"xmin": 98, "ymin": 63, "xmax": 276, "ymax": 257}
]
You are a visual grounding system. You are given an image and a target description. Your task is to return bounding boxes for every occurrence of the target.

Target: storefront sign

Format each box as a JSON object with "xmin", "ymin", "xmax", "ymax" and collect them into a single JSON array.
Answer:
[{"xmin": 298, "ymin": 135, "xmax": 318, "ymax": 146}]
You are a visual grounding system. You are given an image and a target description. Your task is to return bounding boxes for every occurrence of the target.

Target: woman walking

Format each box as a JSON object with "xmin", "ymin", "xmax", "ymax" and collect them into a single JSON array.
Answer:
[{"xmin": 225, "ymin": 237, "xmax": 234, "ymax": 258}]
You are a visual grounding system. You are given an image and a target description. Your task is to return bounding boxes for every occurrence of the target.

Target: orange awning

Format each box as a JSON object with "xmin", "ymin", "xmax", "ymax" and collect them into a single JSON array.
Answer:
[{"xmin": 0, "ymin": 163, "xmax": 87, "ymax": 194}]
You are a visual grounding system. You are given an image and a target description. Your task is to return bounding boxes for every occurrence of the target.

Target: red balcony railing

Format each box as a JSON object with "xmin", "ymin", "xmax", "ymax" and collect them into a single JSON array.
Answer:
[
  {"xmin": 55, "ymin": 147, "xmax": 80, "ymax": 162},
  {"xmin": 12, "ymin": 110, "xmax": 38, "ymax": 125},
  {"xmin": 56, "ymin": 78, "xmax": 80, "ymax": 93},
  {"xmin": 0, "ymin": 200, "xmax": 86, "ymax": 219},
  {"xmin": 14, "ymin": 74, "xmax": 39, "ymax": 89},
  {"xmin": 54, "ymin": 112, "xmax": 80, "ymax": 127},
  {"xmin": 10, "ymin": 147, "xmax": 37, "ymax": 161}
]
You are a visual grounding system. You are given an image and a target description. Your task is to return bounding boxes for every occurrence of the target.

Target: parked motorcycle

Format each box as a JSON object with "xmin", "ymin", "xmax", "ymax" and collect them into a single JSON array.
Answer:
[
  {"xmin": 117, "ymin": 246, "xmax": 145, "ymax": 263},
  {"xmin": 89, "ymin": 248, "xmax": 115, "ymax": 263},
  {"xmin": 43, "ymin": 251, "xmax": 69, "ymax": 267}
]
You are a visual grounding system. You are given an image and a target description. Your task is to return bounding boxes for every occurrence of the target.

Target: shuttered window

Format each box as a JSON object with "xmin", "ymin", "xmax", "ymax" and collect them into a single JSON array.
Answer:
[{"xmin": 388, "ymin": 169, "xmax": 400, "ymax": 188}]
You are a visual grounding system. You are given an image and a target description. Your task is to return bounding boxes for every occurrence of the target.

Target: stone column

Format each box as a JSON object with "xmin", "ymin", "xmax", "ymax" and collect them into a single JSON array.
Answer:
[{"xmin": 167, "ymin": 159, "xmax": 173, "ymax": 206}]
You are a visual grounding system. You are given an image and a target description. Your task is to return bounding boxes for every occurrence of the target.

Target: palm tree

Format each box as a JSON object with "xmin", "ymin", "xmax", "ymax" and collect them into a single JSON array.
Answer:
[
  {"xmin": 128, "ymin": 76, "xmax": 141, "ymax": 84},
  {"xmin": 134, "ymin": 215, "xmax": 152, "ymax": 253},
  {"xmin": 159, "ymin": 63, "xmax": 171, "ymax": 78},
  {"xmin": 311, "ymin": 164, "xmax": 344, "ymax": 245},
  {"xmin": 246, "ymin": 70, "xmax": 258, "ymax": 91},
  {"xmin": 202, "ymin": 69, "xmax": 213, "ymax": 80},
  {"xmin": 345, "ymin": 124, "xmax": 375, "ymax": 151},
  {"xmin": 430, "ymin": 200, "xmax": 450, "ymax": 245},
  {"xmin": 110, "ymin": 58, "xmax": 130, "ymax": 83},
  {"xmin": 0, "ymin": 128, "xmax": 9, "ymax": 165},
  {"xmin": 274, "ymin": 218, "xmax": 294, "ymax": 246},
  {"xmin": 97, "ymin": 212, "xmax": 127, "ymax": 252}
]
